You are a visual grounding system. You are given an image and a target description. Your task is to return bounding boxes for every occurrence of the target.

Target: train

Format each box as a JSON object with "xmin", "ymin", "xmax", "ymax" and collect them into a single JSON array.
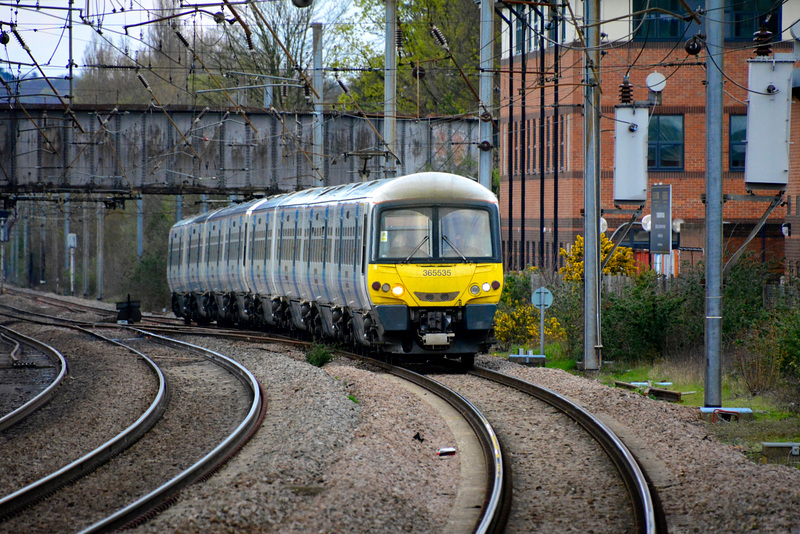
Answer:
[{"xmin": 167, "ymin": 171, "xmax": 504, "ymax": 366}]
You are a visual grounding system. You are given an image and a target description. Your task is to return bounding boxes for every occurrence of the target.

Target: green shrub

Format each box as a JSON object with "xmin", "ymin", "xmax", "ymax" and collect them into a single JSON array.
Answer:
[
  {"xmin": 498, "ymin": 269, "xmax": 533, "ymax": 310},
  {"xmin": 601, "ymin": 270, "xmax": 685, "ymax": 364},
  {"xmin": 305, "ymin": 343, "xmax": 332, "ymax": 367}
]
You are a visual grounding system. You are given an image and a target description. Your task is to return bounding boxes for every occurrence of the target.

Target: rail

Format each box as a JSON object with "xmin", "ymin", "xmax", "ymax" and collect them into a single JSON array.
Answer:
[
  {"xmin": 79, "ymin": 328, "xmax": 265, "ymax": 533},
  {"xmin": 470, "ymin": 366, "xmax": 658, "ymax": 534},
  {"xmin": 355, "ymin": 356, "xmax": 510, "ymax": 534},
  {"xmin": 0, "ymin": 326, "xmax": 169, "ymax": 519},
  {"xmin": 0, "ymin": 325, "xmax": 68, "ymax": 432}
]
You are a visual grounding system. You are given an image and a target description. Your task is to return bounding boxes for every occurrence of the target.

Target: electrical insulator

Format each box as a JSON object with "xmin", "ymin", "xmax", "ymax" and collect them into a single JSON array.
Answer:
[
  {"xmin": 619, "ymin": 75, "xmax": 633, "ymax": 104},
  {"xmin": 0, "ymin": 32, "xmax": 8, "ymax": 46},
  {"xmin": 12, "ymin": 29, "xmax": 28, "ymax": 51},
  {"xmin": 303, "ymin": 83, "xmax": 311, "ymax": 102},
  {"xmin": 430, "ymin": 25, "xmax": 448, "ymax": 50},
  {"xmin": 281, "ymin": 82, "xmax": 288, "ymax": 98},
  {"xmin": 753, "ymin": 24, "xmax": 772, "ymax": 56},
  {"xmin": 396, "ymin": 24, "xmax": 403, "ymax": 52},
  {"xmin": 174, "ymin": 30, "xmax": 190, "ymax": 48},
  {"xmin": 137, "ymin": 73, "xmax": 151, "ymax": 90}
]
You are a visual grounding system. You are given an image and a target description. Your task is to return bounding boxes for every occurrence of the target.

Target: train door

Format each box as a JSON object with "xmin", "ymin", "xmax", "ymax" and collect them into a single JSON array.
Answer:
[
  {"xmin": 198, "ymin": 220, "xmax": 210, "ymax": 293},
  {"xmin": 354, "ymin": 205, "xmax": 370, "ymax": 310},
  {"xmin": 230, "ymin": 216, "xmax": 246, "ymax": 293},
  {"xmin": 188, "ymin": 227, "xmax": 197, "ymax": 292},
  {"xmin": 265, "ymin": 209, "xmax": 278, "ymax": 297},
  {"xmin": 296, "ymin": 207, "xmax": 311, "ymax": 300},
  {"xmin": 320, "ymin": 205, "xmax": 332, "ymax": 304},
  {"xmin": 249, "ymin": 212, "xmax": 267, "ymax": 296},
  {"xmin": 208, "ymin": 222, "xmax": 220, "ymax": 293},
  {"xmin": 168, "ymin": 228, "xmax": 181, "ymax": 293},
  {"xmin": 220, "ymin": 217, "xmax": 232, "ymax": 291}
]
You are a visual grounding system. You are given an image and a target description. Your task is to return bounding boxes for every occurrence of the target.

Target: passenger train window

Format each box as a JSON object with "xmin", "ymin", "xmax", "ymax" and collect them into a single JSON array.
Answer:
[
  {"xmin": 439, "ymin": 208, "xmax": 493, "ymax": 259},
  {"xmin": 377, "ymin": 208, "xmax": 433, "ymax": 259},
  {"xmin": 377, "ymin": 206, "xmax": 492, "ymax": 261}
]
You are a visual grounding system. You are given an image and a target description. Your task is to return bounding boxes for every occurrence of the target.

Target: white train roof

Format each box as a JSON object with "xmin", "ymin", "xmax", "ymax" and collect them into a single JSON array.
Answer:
[
  {"xmin": 173, "ymin": 173, "xmax": 496, "ymax": 228},
  {"xmin": 265, "ymin": 172, "xmax": 496, "ymax": 209}
]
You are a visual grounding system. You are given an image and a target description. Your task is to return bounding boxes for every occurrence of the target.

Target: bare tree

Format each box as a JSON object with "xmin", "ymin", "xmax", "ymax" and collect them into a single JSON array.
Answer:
[{"xmin": 76, "ymin": 0, "xmax": 354, "ymax": 111}]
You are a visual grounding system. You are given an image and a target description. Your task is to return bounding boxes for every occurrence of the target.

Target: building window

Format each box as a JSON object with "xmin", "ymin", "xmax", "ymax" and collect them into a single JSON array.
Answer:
[
  {"xmin": 729, "ymin": 115, "xmax": 746, "ymax": 171},
  {"xmin": 514, "ymin": 8, "xmax": 531, "ymax": 54},
  {"xmin": 633, "ymin": 0, "xmax": 781, "ymax": 42},
  {"xmin": 725, "ymin": 1, "xmax": 781, "ymax": 41},
  {"xmin": 633, "ymin": 0, "xmax": 700, "ymax": 41},
  {"xmin": 648, "ymin": 115, "xmax": 684, "ymax": 170}
]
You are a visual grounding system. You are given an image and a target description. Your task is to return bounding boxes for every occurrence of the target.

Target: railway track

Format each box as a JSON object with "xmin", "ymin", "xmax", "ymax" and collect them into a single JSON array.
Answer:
[
  {"xmin": 0, "ymin": 316, "xmax": 264, "ymax": 532},
  {"xmin": 0, "ymin": 325, "xmax": 68, "ymax": 432},
  {"xmin": 1, "ymin": 288, "xmax": 660, "ymax": 533},
  {"xmin": 433, "ymin": 365, "xmax": 659, "ymax": 533}
]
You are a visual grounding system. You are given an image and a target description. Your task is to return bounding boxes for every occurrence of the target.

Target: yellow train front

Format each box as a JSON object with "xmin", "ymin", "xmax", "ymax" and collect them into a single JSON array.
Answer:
[{"xmin": 362, "ymin": 173, "xmax": 503, "ymax": 366}]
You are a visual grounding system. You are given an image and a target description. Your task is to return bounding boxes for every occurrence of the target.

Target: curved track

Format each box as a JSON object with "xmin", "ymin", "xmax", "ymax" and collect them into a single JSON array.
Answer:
[
  {"xmin": 0, "ymin": 325, "xmax": 68, "ymax": 432},
  {"xmin": 0, "ymin": 326, "xmax": 169, "ymax": 520},
  {"xmin": 353, "ymin": 356, "xmax": 510, "ymax": 533},
  {"xmin": 0, "ymin": 288, "xmax": 658, "ymax": 533},
  {"xmin": 81, "ymin": 328, "xmax": 266, "ymax": 533},
  {"xmin": 0, "ymin": 313, "xmax": 264, "ymax": 532},
  {"xmin": 465, "ymin": 365, "xmax": 658, "ymax": 534}
]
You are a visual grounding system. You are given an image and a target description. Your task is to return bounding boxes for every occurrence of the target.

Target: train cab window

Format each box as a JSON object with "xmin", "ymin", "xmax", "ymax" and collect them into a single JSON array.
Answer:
[
  {"xmin": 377, "ymin": 206, "xmax": 494, "ymax": 262},
  {"xmin": 439, "ymin": 208, "xmax": 493, "ymax": 259},
  {"xmin": 377, "ymin": 208, "xmax": 433, "ymax": 260}
]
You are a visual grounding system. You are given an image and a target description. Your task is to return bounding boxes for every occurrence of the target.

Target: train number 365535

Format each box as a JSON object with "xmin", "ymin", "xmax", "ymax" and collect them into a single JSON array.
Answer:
[{"xmin": 422, "ymin": 269, "xmax": 451, "ymax": 277}]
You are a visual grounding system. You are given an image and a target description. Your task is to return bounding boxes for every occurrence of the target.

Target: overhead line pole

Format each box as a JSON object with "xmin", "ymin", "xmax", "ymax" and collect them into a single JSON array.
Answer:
[
  {"xmin": 384, "ymin": 0, "xmax": 397, "ymax": 178},
  {"xmin": 583, "ymin": 0, "xmax": 601, "ymax": 371},
  {"xmin": 479, "ymin": 0, "xmax": 494, "ymax": 190},
  {"xmin": 312, "ymin": 22, "xmax": 324, "ymax": 187},
  {"xmin": 704, "ymin": 0, "xmax": 723, "ymax": 408}
]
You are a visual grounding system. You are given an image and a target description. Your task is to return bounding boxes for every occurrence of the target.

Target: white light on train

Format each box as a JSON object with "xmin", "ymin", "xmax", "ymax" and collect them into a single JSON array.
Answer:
[
  {"xmin": 392, "ymin": 285, "xmax": 405, "ymax": 297},
  {"xmin": 482, "ymin": 282, "xmax": 491, "ymax": 292}
]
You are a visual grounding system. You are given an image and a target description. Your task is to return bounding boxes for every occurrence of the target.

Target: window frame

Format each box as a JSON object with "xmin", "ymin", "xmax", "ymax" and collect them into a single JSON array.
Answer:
[
  {"xmin": 729, "ymin": 114, "xmax": 747, "ymax": 171},
  {"xmin": 372, "ymin": 202, "xmax": 500, "ymax": 264},
  {"xmin": 648, "ymin": 114, "xmax": 685, "ymax": 171}
]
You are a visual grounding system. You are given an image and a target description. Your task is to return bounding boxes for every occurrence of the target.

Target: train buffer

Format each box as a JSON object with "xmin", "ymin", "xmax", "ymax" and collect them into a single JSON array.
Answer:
[{"xmin": 116, "ymin": 294, "xmax": 142, "ymax": 324}]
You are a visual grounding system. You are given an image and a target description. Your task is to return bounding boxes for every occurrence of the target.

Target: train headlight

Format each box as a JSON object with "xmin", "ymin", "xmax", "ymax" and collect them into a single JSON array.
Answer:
[
  {"xmin": 482, "ymin": 282, "xmax": 491, "ymax": 292},
  {"xmin": 382, "ymin": 283, "xmax": 391, "ymax": 292},
  {"xmin": 470, "ymin": 285, "xmax": 480, "ymax": 295},
  {"xmin": 391, "ymin": 285, "xmax": 405, "ymax": 297}
]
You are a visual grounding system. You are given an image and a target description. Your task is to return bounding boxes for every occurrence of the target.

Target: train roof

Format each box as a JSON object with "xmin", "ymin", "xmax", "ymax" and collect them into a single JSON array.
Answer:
[
  {"xmin": 256, "ymin": 172, "xmax": 495, "ymax": 210},
  {"xmin": 172, "ymin": 173, "xmax": 495, "ymax": 228},
  {"xmin": 371, "ymin": 172, "xmax": 496, "ymax": 205}
]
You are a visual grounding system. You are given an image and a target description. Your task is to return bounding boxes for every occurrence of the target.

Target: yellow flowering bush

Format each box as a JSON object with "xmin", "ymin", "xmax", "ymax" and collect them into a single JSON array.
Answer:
[
  {"xmin": 559, "ymin": 234, "xmax": 637, "ymax": 282},
  {"xmin": 494, "ymin": 302, "xmax": 566, "ymax": 350}
]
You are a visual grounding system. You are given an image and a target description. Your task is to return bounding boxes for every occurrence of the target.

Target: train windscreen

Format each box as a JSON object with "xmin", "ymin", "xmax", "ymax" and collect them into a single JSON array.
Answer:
[{"xmin": 377, "ymin": 206, "xmax": 493, "ymax": 261}]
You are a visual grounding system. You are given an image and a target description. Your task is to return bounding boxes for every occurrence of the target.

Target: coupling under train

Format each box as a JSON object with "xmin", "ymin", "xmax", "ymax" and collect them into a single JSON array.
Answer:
[{"xmin": 167, "ymin": 171, "xmax": 504, "ymax": 365}]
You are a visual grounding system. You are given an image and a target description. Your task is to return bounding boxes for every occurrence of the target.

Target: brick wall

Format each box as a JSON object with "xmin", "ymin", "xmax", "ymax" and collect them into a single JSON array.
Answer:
[{"xmin": 499, "ymin": 41, "xmax": 795, "ymax": 273}]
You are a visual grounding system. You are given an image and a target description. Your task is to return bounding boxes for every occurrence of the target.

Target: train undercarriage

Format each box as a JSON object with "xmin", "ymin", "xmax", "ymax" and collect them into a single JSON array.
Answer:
[{"xmin": 171, "ymin": 291, "xmax": 495, "ymax": 367}]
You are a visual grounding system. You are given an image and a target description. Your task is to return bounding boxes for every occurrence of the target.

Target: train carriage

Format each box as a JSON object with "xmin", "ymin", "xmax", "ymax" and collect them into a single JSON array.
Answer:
[{"xmin": 168, "ymin": 172, "xmax": 503, "ymax": 365}]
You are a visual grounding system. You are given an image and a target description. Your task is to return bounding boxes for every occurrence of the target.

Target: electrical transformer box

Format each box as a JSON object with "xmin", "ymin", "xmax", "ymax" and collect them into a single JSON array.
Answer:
[
  {"xmin": 613, "ymin": 106, "xmax": 648, "ymax": 204},
  {"xmin": 744, "ymin": 58, "xmax": 794, "ymax": 190}
]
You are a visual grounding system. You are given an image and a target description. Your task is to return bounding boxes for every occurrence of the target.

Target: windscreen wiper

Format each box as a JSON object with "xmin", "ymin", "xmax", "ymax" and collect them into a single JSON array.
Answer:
[
  {"xmin": 403, "ymin": 235, "xmax": 429, "ymax": 263},
  {"xmin": 442, "ymin": 235, "xmax": 468, "ymax": 262}
]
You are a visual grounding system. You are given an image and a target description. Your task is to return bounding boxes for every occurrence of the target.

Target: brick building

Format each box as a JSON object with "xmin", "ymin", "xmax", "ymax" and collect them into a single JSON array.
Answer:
[{"xmin": 498, "ymin": 1, "xmax": 800, "ymax": 276}]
